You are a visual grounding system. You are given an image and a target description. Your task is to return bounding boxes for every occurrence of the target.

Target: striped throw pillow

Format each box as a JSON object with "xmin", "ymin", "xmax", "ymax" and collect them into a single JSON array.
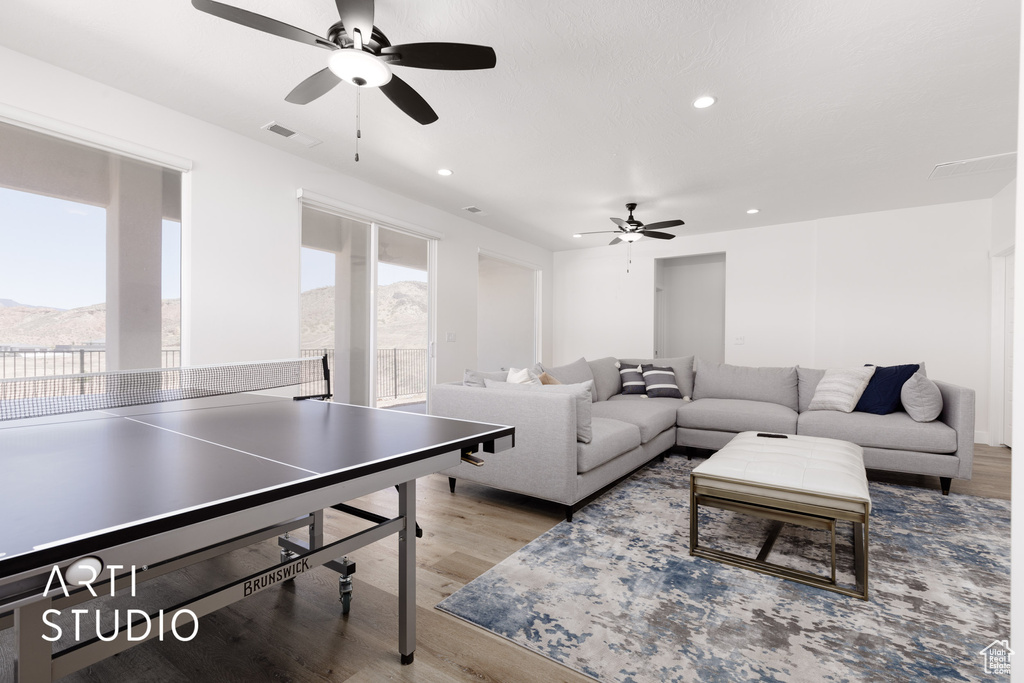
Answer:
[
  {"xmin": 641, "ymin": 364, "xmax": 684, "ymax": 399},
  {"xmin": 619, "ymin": 364, "xmax": 647, "ymax": 395},
  {"xmin": 807, "ymin": 366, "xmax": 876, "ymax": 412}
]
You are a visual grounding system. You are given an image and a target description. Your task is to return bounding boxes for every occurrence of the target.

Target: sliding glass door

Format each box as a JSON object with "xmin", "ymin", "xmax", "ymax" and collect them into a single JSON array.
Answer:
[
  {"xmin": 300, "ymin": 206, "xmax": 372, "ymax": 405},
  {"xmin": 300, "ymin": 199, "xmax": 434, "ymax": 408}
]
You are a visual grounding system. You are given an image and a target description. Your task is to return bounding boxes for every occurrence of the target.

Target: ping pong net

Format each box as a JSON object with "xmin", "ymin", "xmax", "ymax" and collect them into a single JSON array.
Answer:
[{"xmin": 0, "ymin": 355, "xmax": 331, "ymax": 422}]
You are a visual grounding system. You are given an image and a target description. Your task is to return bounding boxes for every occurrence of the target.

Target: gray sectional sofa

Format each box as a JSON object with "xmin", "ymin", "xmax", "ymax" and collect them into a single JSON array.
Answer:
[{"xmin": 430, "ymin": 356, "xmax": 975, "ymax": 520}]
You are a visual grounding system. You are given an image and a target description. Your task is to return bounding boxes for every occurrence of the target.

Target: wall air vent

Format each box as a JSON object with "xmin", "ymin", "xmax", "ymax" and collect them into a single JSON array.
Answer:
[
  {"xmin": 462, "ymin": 205, "xmax": 485, "ymax": 214},
  {"xmin": 260, "ymin": 122, "xmax": 322, "ymax": 148},
  {"xmin": 929, "ymin": 152, "xmax": 1017, "ymax": 179},
  {"xmin": 263, "ymin": 122, "xmax": 296, "ymax": 137}
]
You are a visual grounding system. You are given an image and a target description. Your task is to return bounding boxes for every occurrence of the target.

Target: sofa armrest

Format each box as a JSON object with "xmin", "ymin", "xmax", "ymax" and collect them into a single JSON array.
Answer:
[
  {"xmin": 429, "ymin": 383, "xmax": 579, "ymax": 504},
  {"xmin": 934, "ymin": 380, "xmax": 975, "ymax": 480}
]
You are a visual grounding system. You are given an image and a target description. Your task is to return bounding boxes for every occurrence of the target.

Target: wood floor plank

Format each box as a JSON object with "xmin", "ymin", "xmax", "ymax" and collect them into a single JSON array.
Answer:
[{"xmin": 0, "ymin": 446, "xmax": 1008, "ymax": 681}]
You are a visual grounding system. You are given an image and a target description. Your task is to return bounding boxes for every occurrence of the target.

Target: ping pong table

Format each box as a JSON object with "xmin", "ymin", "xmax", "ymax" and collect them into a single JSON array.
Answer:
[{"xmin": 0, "ymin": 392, "xmax": 514, "ymax": 682}]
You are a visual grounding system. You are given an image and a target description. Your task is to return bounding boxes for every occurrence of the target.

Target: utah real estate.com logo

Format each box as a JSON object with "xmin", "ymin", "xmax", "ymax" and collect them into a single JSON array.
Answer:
[{"xmin": 980, "ymin": 639, "xmax": 1013, "ymax": 675}]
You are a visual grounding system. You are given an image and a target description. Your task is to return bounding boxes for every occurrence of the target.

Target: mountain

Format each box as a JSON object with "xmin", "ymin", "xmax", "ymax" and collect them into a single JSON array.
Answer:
[
  {"xmin": 0, "ymin": 280, "xmax": 425, "ymax": 351},
  {"xmin": 301, "ymin": 280, "xmax": 427, "ymax": 350},
  {"xmin": 0, "ymin": 298, "xmax": 52, "ymax": 309},
  {"xmin": 0, "ymin": 300, "xmax": 180, "ymax": 348}
]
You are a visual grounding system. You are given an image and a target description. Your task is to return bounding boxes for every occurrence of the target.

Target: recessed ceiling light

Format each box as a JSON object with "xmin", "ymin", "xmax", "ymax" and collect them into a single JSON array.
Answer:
[
  {"xmin": 437, "ymin": 168, "xmax": 453, "ymax": 176},
  {"xmin": 746, "ymin": 208, "xmax": 759, "ymax": 214},
  {"xmin": 572, "ymin": 233, "xmax": 582, "ymax": 238},
  {"xmin": 693, "ymin": 96, "xmax": 716, "ymax": 109}
]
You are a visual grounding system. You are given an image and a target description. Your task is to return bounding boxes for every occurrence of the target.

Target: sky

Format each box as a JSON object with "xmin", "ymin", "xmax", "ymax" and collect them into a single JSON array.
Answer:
[{"xmin": 0, "ymin": 187, "xmax": 180, "ymax": 309}]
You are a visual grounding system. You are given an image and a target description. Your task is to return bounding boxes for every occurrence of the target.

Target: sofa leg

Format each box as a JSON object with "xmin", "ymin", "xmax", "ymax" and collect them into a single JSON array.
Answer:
[
  {"xmin": 448, "ymin": 477, "xmax": 456, "ymax": 494},
  {"xmin": 940, "ymin": 477, "xmax": 951, "ymax": 495},
  {"xmin": 564, "ymin": 505, "xmax": 574, "ymax": 523}
]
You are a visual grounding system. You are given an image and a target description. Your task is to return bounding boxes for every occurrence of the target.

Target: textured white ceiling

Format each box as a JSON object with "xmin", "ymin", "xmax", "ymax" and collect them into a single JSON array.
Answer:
[{"xmin": 0, "ymin": 0, "xmax": 1018, "ymax": 251}]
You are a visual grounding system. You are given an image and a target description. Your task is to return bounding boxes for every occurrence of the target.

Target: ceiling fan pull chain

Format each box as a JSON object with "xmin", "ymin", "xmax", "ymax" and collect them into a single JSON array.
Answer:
[{"xmin": 354, "ymin": 89, "xmax": 361, "ymax": 162}]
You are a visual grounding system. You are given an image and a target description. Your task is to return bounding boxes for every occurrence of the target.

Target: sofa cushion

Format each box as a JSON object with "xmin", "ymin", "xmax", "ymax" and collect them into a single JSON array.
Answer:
[
  {"xmin": 620, "ymin": 356, "xmax": 694, "ymax": 398},
  {"xmin": 797, "ymin": 367, "xmax": 826, "ymax": 412},
  {"xmin": 464, "ymin": 368, "xmax": 508, "ymax": 387},
  {"xmin": 619, "ymin": 363, "xmax": 647, "ymax": 395},
  {"xmin": 692, "ymin": 359, "xmax": 799, "ymax": 411},
  {"xmin": 901, "ymin": 371, "xmax": 943, "ymax": 422},
  {"xmin": 537, "ymin": 357, "xmax": 596, "ymax": 398},
  {"xmin": 641, "ymin": 364, "xmax": 684, "ymax": 399},
  {"xmin": 577, "ymin": 418, "xmax": 642, "ymax": 473},
  {"xmin": 587, "ymin": 356, "xmax": 622, "ymax": 401},
  {"xmin": 797, "ymin": 409, "xmax": 956, "ymax": 453},
  {"xmin": 807, "ymin": 366, "xmax": 875, "ymax": 413},
  {"xmin": 677, "ymin": 398, "xmax": 798, "ymax": 435},
  {"xmin": 593, "ymin": 397, "xmax": 680, "ymax": 443},
  {"xmin": 484, "ymin": 379, "xmax": 594, "ymax": 443},
  {"xmin": 855, "ymin": 363, "xmax": 920, "ymax": 415}
]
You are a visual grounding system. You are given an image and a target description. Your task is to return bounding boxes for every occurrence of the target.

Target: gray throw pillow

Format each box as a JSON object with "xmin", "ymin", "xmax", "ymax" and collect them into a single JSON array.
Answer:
[
  {"xmin": 901, "ymin": 371, "xmax": 943, "ymax": 422},
  {"xmin": 483, "ymin": 378, "xmax": 594, "ymax": 443},
  {"xmin": 641, "ymin": 364, "xmax": 684, "ymax": 399},
  {"xmin": 464, "ymin": 368, "xmax": 508, "ymax": 387},
  {"xmin": 618, "ymin": 363, "xmax": 647, "ymax": 395},
  {"xmin": 537, "ymin": 357, "xmax": 596, "ymax": 396},
  {"xmin": 807, "ymin": 366, "xmax": 876, "ymax": 413},
  {"xmin": 587, "ymin": 356, "xmax": 622, "ymax": 402}
]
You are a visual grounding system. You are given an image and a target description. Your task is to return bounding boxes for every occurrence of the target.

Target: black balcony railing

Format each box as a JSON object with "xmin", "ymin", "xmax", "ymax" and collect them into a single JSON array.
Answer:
[
  {"xmin": 0, "ymin": 348, "xmax": 181, "ymax": 378},
  {"xmin": 301, "ymin": 347, "xmax": 426, "ymax": 403}
]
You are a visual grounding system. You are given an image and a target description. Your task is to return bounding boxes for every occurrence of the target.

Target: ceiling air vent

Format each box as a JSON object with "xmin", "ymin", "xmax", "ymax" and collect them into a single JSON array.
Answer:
[
  {"xmin": 462, "ymin": 205, "xmax": 485, "ymax": 215},
  {"xmin": 260, "ymin": 121, "xmax": 323, "ymax": 148},
  {"xmin": 929, "ymin": 152, "xmax": 1016, "ymax": 179}
]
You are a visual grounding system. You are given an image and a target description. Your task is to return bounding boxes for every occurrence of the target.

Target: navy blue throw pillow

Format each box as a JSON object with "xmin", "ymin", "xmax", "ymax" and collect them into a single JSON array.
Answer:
[{"xmin": 854, "ymin": 363, "xmax": 920, "ymax": 415}]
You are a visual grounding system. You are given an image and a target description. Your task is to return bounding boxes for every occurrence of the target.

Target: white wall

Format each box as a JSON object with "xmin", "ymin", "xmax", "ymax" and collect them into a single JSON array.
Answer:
[
  {"xmin": 554, "ymin": 201, "xmax": 993, "ymax": 439},
  {"xmin": 0, "ymin": 46, "xmax": 553, "ymax": 384},
  {"xmin": 477, "ymin": 255, "xmax": 538, "ymax": 371},
  {"xmin": 992, "ymin": 179, "xmax": 1016, "ymax": 255}
]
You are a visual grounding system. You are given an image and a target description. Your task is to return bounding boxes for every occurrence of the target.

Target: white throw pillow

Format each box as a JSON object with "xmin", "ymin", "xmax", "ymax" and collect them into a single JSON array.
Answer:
[
  {"xmin": 507, "ymin": 367, "xmax": 540, "ymax": 385},
  {"xmin": 807, "ymin": 366, "xmax": 876, "ymax": 413},
  {"xmin": 901, "ymin": 371, "xmax": 943, "ymax": 422}
]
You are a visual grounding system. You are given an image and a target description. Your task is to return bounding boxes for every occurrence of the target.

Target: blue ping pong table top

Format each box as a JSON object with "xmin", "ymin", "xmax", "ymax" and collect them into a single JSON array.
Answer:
[{"xmin": 0, "ymin": 394, "xmax": 512, "ymax": 580}]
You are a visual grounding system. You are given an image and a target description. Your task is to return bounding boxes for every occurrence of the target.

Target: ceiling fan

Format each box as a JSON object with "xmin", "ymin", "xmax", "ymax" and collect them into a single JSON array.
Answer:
[
  {"xmin": 191, "ymin": 0, "xmax": 497, "ymax": 125},
  {"xmin": 574, "ymin": 203, "xmax": 685, "ymax": 245}
]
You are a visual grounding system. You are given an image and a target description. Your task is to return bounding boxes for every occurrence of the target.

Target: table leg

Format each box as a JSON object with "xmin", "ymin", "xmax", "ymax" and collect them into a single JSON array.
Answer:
[
  {"xmin": 15, "ymin": 598, "xmax": 52, "ymax": 683},
  {"xmin": 398, "ymin": 480, "xmax": 416, "ymax": 665}
]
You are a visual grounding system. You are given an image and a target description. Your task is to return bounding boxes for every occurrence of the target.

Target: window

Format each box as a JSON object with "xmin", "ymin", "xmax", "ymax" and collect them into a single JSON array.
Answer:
[{"xmin": 0, "ymin": 121, "xmax": 183, "ymax": 377}]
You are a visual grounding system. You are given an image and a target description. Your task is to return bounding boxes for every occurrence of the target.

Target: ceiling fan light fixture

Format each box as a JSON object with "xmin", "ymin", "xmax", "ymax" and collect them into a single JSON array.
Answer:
[
  {"xmin": 328, "ymin": 48, "xmax": 393, "ymax": 87},
  {"xmin": 621, "ymin": 232, "xmax": 643, "ymax": 243}
]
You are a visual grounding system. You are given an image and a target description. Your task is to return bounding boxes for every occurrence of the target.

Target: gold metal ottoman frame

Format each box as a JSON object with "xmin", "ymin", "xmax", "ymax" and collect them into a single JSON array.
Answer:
[{"xmin": 689, "ymin": 475, "xmax": 869, "ymax": 600}]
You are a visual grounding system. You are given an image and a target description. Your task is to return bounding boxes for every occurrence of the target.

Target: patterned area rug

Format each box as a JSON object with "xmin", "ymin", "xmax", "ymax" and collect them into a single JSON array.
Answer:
[{"xmin": 437, "ymin": 457, "xmax": 1011, "ymax": 682}]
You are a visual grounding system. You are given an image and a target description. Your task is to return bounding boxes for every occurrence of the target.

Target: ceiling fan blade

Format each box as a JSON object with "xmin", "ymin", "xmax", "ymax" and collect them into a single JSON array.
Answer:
[
  {"xmin": 642, "ymin": 219, "xmax": 685, "ymax": 231},
  {"xmin": 191, "ymin": 0, "xmax": 336, "ymax": 50},
  {"xmin": 609, "ymin": 237, "xmax": 623, "ymax": 245},
  {"xmin": 380, "ymin": 43, "xmax": 497, "ymax": 70},
  {"xmin": 334, "ymin": 0, "xmax": 374, "ymax": 46},
  {"xmin": 286, "ymin": 68, "xmax": 342, "ymax": 104},
  {"xmin": 574, "ymin": 230, "xmax": 621, "ymax": 235},
  {"xmin": 379, "ymin": 74, "xmax": 438, "ymax": 125},
  {"xmin": 640, "ymin": 230, "xmax": 675, "ymax": 240},
  {"xmin": 610, "ymin": 217, "xmax": 629, "ymax": 229}
]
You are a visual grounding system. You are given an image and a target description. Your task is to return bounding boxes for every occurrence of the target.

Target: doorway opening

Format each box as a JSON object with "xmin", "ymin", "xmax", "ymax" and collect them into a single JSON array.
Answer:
[{"xmin": 655, "ymin": 253, "xmax": 726, "ymax": 362}]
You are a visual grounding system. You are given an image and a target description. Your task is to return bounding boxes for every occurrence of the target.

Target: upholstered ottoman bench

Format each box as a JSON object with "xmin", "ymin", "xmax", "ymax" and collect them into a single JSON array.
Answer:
[{"xmin": 689, "ymin": 431, "xmax": 871, "ymax": 600}]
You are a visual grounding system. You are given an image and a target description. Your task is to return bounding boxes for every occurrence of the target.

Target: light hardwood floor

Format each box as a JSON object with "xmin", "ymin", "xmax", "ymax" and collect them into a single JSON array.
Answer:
[{"xmin": 0, "ymin": 444, "xmax": 1010, "ymax": 682}]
